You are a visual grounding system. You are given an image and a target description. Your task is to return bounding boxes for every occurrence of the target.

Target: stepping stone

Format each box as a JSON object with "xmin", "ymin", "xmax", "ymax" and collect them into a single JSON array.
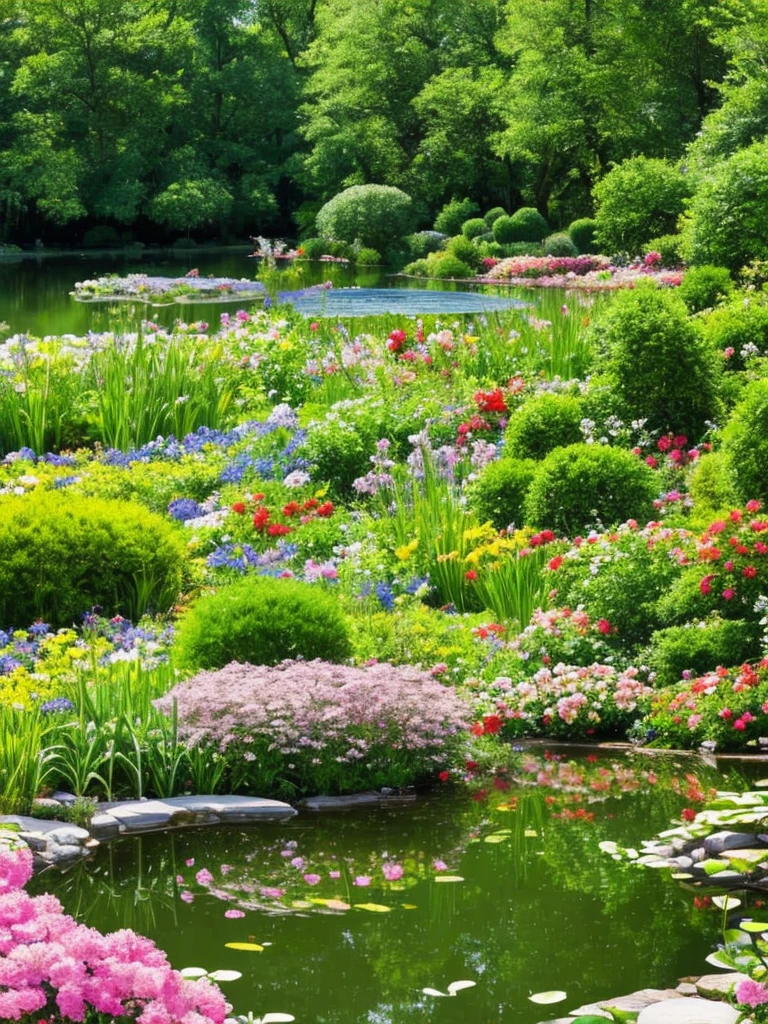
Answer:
[
  {"xmin": 705, "ymin": 832, "xmax": 761, "ymax": 855},
  {"xmin": 695, "ymin": 974, "xmax": 748, "ymax": 999},
  {"xmin": 571, "ymin": 989, "xmax": 683, "ymax": 1018},
  {"xmin": 101, "ymin": 795, "xmax": 296, "ymax": 833},
  {"xmin": 638, "ymin": 999, "xmax": 740, "ymax": 1024}
]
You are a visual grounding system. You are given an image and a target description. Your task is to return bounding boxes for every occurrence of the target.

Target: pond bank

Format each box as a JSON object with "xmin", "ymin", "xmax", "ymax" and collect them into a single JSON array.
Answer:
[{"xmin": 539, "ymin": 978, "xmax": 742, "ymax": 1023}]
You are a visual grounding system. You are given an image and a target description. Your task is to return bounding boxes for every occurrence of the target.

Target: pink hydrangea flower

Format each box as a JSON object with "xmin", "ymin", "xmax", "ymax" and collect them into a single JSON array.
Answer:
[
  {"xmin": 382, "ymin": 864, "xmax": 404, "ymax": 881},
  {"xmin": 353, "ymin": 876, "xmax": 371, "ymax": 887},
  {"xmin": 224, "ymin": 909, "xmax": 245, "ymax": 919},
  {"xmin": 736, "ymin": 978, "xmax": 768, "ymax": 1007}
]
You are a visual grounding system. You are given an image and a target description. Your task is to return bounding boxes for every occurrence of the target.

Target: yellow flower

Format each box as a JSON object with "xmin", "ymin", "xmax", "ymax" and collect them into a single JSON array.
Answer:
[
  {"xmin": 436, "ymin": 550, "xmax": 459, "ymax": 563},
  {"xmin": 395, "ymin": 538, "xmax": 418, "ymax": 561},
  {"xmin": 463, "ymin": 334, "xmax": 479, "ymax": 345}
]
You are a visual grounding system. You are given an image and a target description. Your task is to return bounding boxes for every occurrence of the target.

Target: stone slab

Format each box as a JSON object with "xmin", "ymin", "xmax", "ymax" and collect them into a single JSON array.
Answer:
[
  {"xmin": 638, "ymin": 999, "xmax": 739, "ymax": 1024},
  {"xmin": 0, "ymin": 815, "xmax": 74, "ymax": 834},
  {"xmin": 571, "ymin": 989, "xmax": 682, "ymax": 1018},
  {"xmin": 695, "ymin": 973, "xmax": 748, "ymax": 999},
  {"xmin": 89, "ymin": 813, "xmax": 121, "ymax": 839},
  {"xmin": 99, "ymin": 795, "xmax": 296, "ymax": 833}
]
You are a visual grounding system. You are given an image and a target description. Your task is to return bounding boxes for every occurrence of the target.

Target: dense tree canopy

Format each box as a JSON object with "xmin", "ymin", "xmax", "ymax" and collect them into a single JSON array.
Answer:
[{"xmin": 0, "ymin": 0, "xmax": 765, "ymax": 245}]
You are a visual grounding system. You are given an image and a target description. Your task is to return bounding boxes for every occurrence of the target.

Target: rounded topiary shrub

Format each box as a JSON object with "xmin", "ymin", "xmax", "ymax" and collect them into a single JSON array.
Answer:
[
  {"xmin": 497, "ymin": 207, "xmax": 549, "ymax": 244},
  {"xmin": 174, "ymin": 577, "xmax": 352, "ymax": 671},
  {"xmin": 593, "ymin": 157, "xmax": 690, "ymax": 255},
  {"xmin": 505, "ymin": 394, "xmax": 584, "ymax": 461},
  {"xmin": 303, "ymin": 420, "xmax": 371, "ymax": 494},
  {"xmin": 403, "ymin": 258, "xmax": 430, "ymax": 277},
  {"xmin": 0, "ymin": 492, "xmax": 186, "ymax": 627},
  {"xmin": 484, "ymin": 206, "xmax": 507, "ymax": 228},
  {"xmin": 600, "ymin": 284, "xmax": 720, "ymax": 439},
  {"xmin": 461, "ymin": 217, "xmax": 487, "ymax": 239},
  {"xmin": 721, "ymin": 379, "xmax": 768, "ymax": 502},
  {"xmin": 434, "ymin": 198, "xmax": 479, "ymax": 237},
  {"xmin": 492, "ymin": 215, "xmax": 516, "ymax": 244},
  {"xmin": 316, "ymin": 185, "xmax": 415, "ymax": 249},
  {"xmin": 524, "ymin": 444, "xmax": 658, "ymax": 534},
  {"xmin": 444, "ymin": 234, "xmax": 482, "ymax": 270},
  {"xmin": 646, "ymin": 619, "xmax": 760, "ymax": 687},
  {"xmin": 427, "ymin": 253, "xmax": 473, "ymax": 279},
  {"xmin": 405, "ymin": 231, "xmax": 445, "ymax": 260},
  {"xmin": 701, "ymin": 294, "xmax": 768, "ymax": 366},
  {"xmin": 678, "ymin": 265, "xmax": 733, "ymax": 313},
  {"xmin": 355, "ymin": 246, "xmax": 381, "ymax": 265},
  {"xmin": 646, "ymin": 233, "xmax": 684, "ymax": 268},
  {"xmin": 568, "ymin": 218, "xmax": 597, "ymax": 253},
  {"xmin": 466, "ymin": 458, "xmax": 537, "ymax": 530},
  {"xmin": 543, "ymin": 232, "xmax": 578, "ymax": 257}
]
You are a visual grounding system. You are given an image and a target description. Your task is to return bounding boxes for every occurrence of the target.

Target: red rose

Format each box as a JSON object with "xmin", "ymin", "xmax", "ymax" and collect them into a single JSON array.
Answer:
[
  {"xmin": 483, "ymin": 714, "xmax": 503, "ymax": 735},
  {"xmin": 231, "ymin": 502, "xmax": 246, "ymax": 514},
  {"xmin": 438, "ymin": 770, "xmax": 451, "ymax": 782}
]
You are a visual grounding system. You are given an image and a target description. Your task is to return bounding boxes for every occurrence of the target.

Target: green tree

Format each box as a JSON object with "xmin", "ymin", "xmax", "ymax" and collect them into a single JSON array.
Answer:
[{"xmin": 150, "ymin": 178, "xmax": 233, "ymax": 235}]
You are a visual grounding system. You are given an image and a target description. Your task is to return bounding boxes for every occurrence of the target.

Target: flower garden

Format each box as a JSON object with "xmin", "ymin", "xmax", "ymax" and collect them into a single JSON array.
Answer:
[{"xmin": 5, "ymin": 258, "xmax": 768, "ymax": 1022}]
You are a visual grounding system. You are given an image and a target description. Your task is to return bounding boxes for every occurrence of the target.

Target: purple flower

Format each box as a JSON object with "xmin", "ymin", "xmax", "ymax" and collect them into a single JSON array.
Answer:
[
  {"xmin": 353, "ymin": 876, "xmax": 371, "ymax": 887},
  {"xmin": 195, "ymin": 869, "xmax": 214, "ymax": 885},
  {"xmin": 290, "ymin": 857, "xmax": 305, "ymax": 870},
  {"xmin": 382, "ymin": 863, "xmax": 403, "ymax": 882},
  {"xmin": 180, "ymin": 891, "xmax": 194, "ymax": 903},
  {"xmin": 303, "ymin": 873, "xmax": 321, "ymax": 886},
  {"xmin": 224, "ymin": 909, "xmax": 245, "ymax": 919}
]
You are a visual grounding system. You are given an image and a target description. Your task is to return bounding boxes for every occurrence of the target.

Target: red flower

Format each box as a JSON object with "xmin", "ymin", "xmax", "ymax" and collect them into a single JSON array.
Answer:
[
  {"xmin": 539, "ymin": 529, "xmax": 555, "ymax": 543},
  {"xmin": 548, "ymin": 555, "xmax": 563, "ymax": 571},
  {"xmin": 387, "ymin": 329, "xmax": 407, "ymax": 353},
  {"xmin": 596, "ymin": 618, "xmax": 612, "ymax": 635},
  {"xmin": 253, "ymin": 508, "xmax": 270, "ymax": 531},
  {"xmin": 267, "ymin": 523, "xmax": 292, "ymax": 537},
  {"xmin": 680, "ymin": 808, "xmax": 696, "ymax": 822},
  {"xmin": 722, "ymin": 587, "xmax": 736, "ymax": 600},
  {"xmin": 482, "ymin": 714, "xmax": 503, "ymax": 735},
  {"xmin": 465, "ymin": 570, "xmax": 478, "ymax": 582},
  {"xmin": 231, "ymin": 501, "xmax": 246, "ymax": 514},
  {"xmin": 252, "ymin": 493, "xmax": 266, "ymax": 502},
  {"xmin": 474, "ymin": 388, "xmax": 508, "ymax": 414},
  {"xmin": 747, "ymin": 499, "xmax": 762, "ymax": 513},
  {"xmin": 470, "ymin": 722, "xmax": 484, "ymax": 736},
  {"xmin": 672, "ymin": 435, "xmax": 688, "ymax": 449},
  {"xmin": 645, "ymin": 456, "xmax": 658, "ymax": 469},
  {"xmin": 699, "ymin": 574, "xmax": 715, "ymax": 595},
  {"xmin": 743, "ymin": 565, "xmax": 758, "ymax": 578},
  {"xmin": 438, "ymin": 770, "xmax": 451, "ymax": 782},
  {"xmin": 303, "ymin": 498, "xmax": 319, "ymax": 510},
  {"xmin": 586, "ymin": 754, "xmax": 598, "ymax": 763},
  {"xmin": 465, "ymin": 760, "xmax": 479, "ymax": 771},
  {"xmin": 282, "ymin": 501, "xmax": 301, "ymax": 517},
  {"xmin": 317, "ymin": 501, "xmax": 335, "ymax": 518},
  {"xmin": 657, "ymin": 436, "xmax": 672, "ymax": 452}
]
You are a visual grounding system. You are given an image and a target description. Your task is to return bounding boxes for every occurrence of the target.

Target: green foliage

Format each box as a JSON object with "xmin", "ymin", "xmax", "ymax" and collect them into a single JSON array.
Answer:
[
  {"xmin": 0, "ymin": 492, "xmax": 186, "ymax": 627},
  {"xmin": 495, "ymin": 207, "xmax": 549, "ymax": 244},
  {"xmin": 405, "ymin": 231, "xmax": 445, "ymax": 259},
  {"xmin": 684, "ymin": 139, "xmax": 768, "ymax": 270},
  {"xmin": 505, "ymin": 393, "xmax": 584, "ymax": 461},
  {"xmin": 523, "ymin": 444, "xmax": 658, "ymax": 534},
  {"xmin": 303, "ymin": 419, "xmax": 371, "ymax": 494},
  {"xmin": 174, "ymin": 576, "xmax": 352, "ymax": 671},
  {"xmin": 434, "ymin": 198, "xmax": 479, "ymax": 236},
  {"xmin": 461, "ymin": 217, "xmax": 487, "ymax": 239},
  {"xmin": 444, "ymin": 234, "xmax": 482, "ymax": 269},
  {"xmin": 150, "ymin": 178, "xmax": 233, "ymax": 235},
  {"xmin": 568, "ymin": 218, "xmax": 597, "ymax": 253},
  {"xmin": 484, "ymin": 206, "xmax": 507, "ymax": 227},
  {"xmin": 492, "ymin": 216, "xmax": 516, "ymax": 244},
  {"xmin": 354, "ymin": 246, "xmax": 381, "ymax": 265},
  {"xmin": 300, "ymin": 237, "xmax": 330, "ymax": 259},
  {"xmin": 403, "ymin": 258, "xmax": 430, "ymax": 277},
  {"xmin": 593, "ymin": 157, "xmax": 691, "ymax": 255},
  {"xmin": 678, "ymin": 265, "xmax": 733, "ymax": 313},
  {"xmin": 315, "ymin": 185, "xmax": 415, "ymax": 248},
  {"xmin": 721, "ymin": 379, "xmax": 768, "ymax": 502},
  {"xmin": 599, "ymin": 284, "xmax": 720, "ymax": 438},
  {"xmin": 465, "ymin": 458, "xmax": 537, "ymax": 530},
  {"xmin": 426, "ymin": 252, "xmax": 474, "ymax": 279},
  {"xmin": 81, "ymin": 225, "xmax": 121, "ymax": 248},
  {"xmin": 646, "ymin": 233, "xmax": 685, "ymax": 267},
  {"xmin": 701, "ymin": 293, "xmax": 768, "ymax": 367},
  {"xmin": 543, "ymin": 232, "xmax": 577, "ymax": 257},
  {"xmin": 500, "ymin": 241, "xmax": 545, "ymax": 257},
  {"xmin": 646, "ymin": 619, "xmax": 760, "ymax": 687},
  {"xmin": 689, "ymin": 453, "xmax": 739, "ymax": 518}
]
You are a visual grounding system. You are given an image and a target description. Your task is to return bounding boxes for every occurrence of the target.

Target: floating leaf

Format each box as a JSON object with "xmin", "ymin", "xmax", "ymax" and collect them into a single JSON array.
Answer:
[
  {"xmin": 262, "ymin": 1015, "xmax": 296, "ymax": 1023},
  {"xmin": 402, "ymin": 904, "xmax": 418, "ymax": 910},
  {"xmin": 308, "ymin": 898, "xmax": 350, "ymax": 910},
  {"xmin": 524, "ymin": 829, "xmax": 538, "ymax": 838},
  {"xmin": 180, "ymin": 968, "xmax": 208, "ymax": 979},
  {"xmin": 354, "ymin": 903, "xmax": 392, "ymax": 913},
  {"xmin": 705, "ymin": 951, "xmax": 734, "ymax": 970},
  {"xmin": 434, "ymin": 875, "xmax": 464, "ymax": 883},
  {"xmin": 702, "ymin": 860, "xmax": 729, "ymax": 876},
  {"xmin": 484, "ymin": 836, "xmax": 507, "ymax": 844},
  {"xmin": 671, "ymin": 872, "xmax": 693, "ymax": 880},
  {"xmin": 741, "ymin": 922, "xmax": 768, "ymax": 933},
  {"xmin": 528, "ymin": 991, "xmax": 567, "ymax": 1004},
  {"xmin": 207, "ymin": 970, "xmax": 242, "ymax": 983},
  {"xmin": 713, "ymin": 895, "xmax": 742, "ymax": 910},
  {"xmin": 447, "ymin": 981, "xmax": 476, "ymax": 996},
  {"xmin": 225, "ymin": 942, "xmax": 264, "ymax": 952},
  {"xmin": 422, "ymin": 988, "xmax": 447, "ymax": 998}
]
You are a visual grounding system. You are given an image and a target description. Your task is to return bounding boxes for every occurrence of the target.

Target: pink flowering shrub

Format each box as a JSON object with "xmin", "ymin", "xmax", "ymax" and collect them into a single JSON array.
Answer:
[
  {"xmin": 467, "ymin": 662, "xmax": 653, "ymax": 740},
  {"xmin": 155, "ymin": 660, "xmax": 470, "ymax": 794},
  {"xmin": 638, "ymin": 660, "xmax": 768, "ymax": 750},
  {"xmin": 0, "ymin": 843, "xmax": 227, "ymax": 1022},
  {"xmin": 483, "ymin": 254, "xmax": 683, "ymax": 290}
]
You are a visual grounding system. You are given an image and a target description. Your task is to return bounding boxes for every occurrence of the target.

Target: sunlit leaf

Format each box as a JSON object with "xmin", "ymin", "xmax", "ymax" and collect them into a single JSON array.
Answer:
[
  {"xmin": 434, "ymin": 875, "xmax": 464, "ymax": 883},
  {"xmin": 528, "ymin": 991, "xmax": 567, "ymax": 1004},
  {"xmin": 308, "ymin": 898, "xmax": 349, "ymax": 910},
  {"xmin": 524, "ymin": 829, "xmax": 538, "ymax": 837},
  {"xmin": 208, "ymin": 970, "xmax": 243, "ymax": 983},
  {"xmin": 180, "ymin": 968, "xmax": 208, "ymax": 979},
  {"xmin": 262, "ymin": 1015, "xmax": 296, "ymax": 1023},
  {"xmin": 702, "ymin": 860, "xmax": 729, "ymax": 876},
  {"xmin": 225, "ymin": 942, "xmax": 264, "ymax": 952},
  {"xmin": 705, "ymin": 951, "xmax": 734, "ymax": 970},
  {"xmin": 353, "ymin": 903, "xmax": 392, "ymax": 912},
  {"xmin": 422, "ymin": 988, "xmax": 447, "ymax": 998},
  {"xmin": 484, "ymin": 836, "xmax": 507, "ymax": 844},
  {"xmin": 712, "ymin": 895, "xmax": 742, "ymax": 910},
  {"xmin": 671, "ymin": 872, "xmax": 693, "ymax": 880},
  {"xmin": 402, "ymin": 904, "xmax": 418, "ymax": 910},
  {"xmin": 447, "ymin": 980, "xmax": 476, "ymax": 996},
  {"xmin": 741, "ymin": 922, "xmax": 768, "ymax": 933}
]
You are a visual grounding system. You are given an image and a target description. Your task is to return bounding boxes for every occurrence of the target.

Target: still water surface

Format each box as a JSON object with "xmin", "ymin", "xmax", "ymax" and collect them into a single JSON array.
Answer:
[{"xmin": 30, "ymin": 754, "xmax": 750, "ymax": 1024}]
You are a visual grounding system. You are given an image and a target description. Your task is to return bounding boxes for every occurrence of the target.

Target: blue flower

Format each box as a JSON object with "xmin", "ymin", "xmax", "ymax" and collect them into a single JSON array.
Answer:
[
  {"xmin": 167, "ymin": 497, "xmax": 203, "ymax": 522},
  {"xmin": 28, "ymin": 621, "xmax": 50, "ymax": 637},
  {"xmin": 40, "ymin": 697, "xmax": 75, "ymax": 714},
  {"xmin": 374, "ymin": 582, "xmax": 395, "ymax": 611}
]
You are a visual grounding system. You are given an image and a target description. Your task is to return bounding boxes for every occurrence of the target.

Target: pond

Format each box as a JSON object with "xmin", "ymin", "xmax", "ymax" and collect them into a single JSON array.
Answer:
[
  {"xmin": 28, "ymin": 753, "xmax": 755, "ymax": 1023},
  {"xmin": 0, "ymin": 250, "xmax": 526, "ymax": 336}
]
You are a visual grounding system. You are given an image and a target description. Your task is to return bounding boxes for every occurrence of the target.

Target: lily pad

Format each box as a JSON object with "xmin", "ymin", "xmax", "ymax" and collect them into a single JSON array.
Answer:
[
  {"xmin": 225, "ymin": 942, "xmax": 265, "ymax": 952},
  {"xmin": 447, "ymin": 981, "xmax": 476, "ymax": 995},
  {"xmin": 528, "ymin": 991, "xmax": 567, "ymax": 1004},
  {"xmin": 740, "ymin": 921, "xmax": 768, "ymax": 933},
  {"xmin": 434, "ymin": 875, "xmax": 464, "ymax": 883},
  {"xmin": 262, "ymin": 1016, "xmax": 296, "ymax": 1024},
  {"xmin": 207, "ymin": 970, "xmax": 243, "ymax": 983},
  {"xmin": 354, "ymin": 903, "xmax": 392, "ymax": 912},
  {"xmin": 712, "ymin": 896, "xmax": 742, "ymax": 910}
]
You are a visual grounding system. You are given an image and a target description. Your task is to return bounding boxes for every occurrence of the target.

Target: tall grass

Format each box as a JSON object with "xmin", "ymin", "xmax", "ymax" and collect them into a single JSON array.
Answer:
[
  {"xmin": 0, "ymin": 706, "xmax": 58, "ymax": 814},
  {"xmin": 0, "ymin": 341, "xmax": 82, "ymax": 455}
]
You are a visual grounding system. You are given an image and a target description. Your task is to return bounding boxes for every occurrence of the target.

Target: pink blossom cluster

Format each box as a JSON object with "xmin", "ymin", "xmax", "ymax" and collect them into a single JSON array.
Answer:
[
  {"xmin": 485, "ymin": 255, "xmax": 611, "ymax": 280},
  {"xmin": 156, "ymin": 660, "xmax": 469, "ymax": 762},
  {"xmin": 483, "ymin": 255, "xmax": 684, "ymax": 291},
  {"xmin": 0, "ymin": 844, "xmax": 227, "ymax": 1023}
]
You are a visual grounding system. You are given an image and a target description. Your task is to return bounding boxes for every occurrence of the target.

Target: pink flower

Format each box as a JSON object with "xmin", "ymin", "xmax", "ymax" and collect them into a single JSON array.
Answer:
[
  {"xmin": 382, "ymin": 863, "xmax": 404, "ymax": 881},
  {"xmin": 723, "ymin": 587, "xmax": 736, "ymax": 600},
  {"xmin": 303, "ymin": 873, "xmax": 322, "ymax": 886},
  {"xmin": 433, "ymin": 860, "xmax": 448, "ymax": 872},
  {"xmin": 220, "ymin": 864, "xmax": 234, "ymax": 875},
  {"xmin": 224, "ymin": 909, "xmax": 245, "ymax": 918},
  {"xmin": 180, "ymin": 891, "xmax": 195, "ymax": 903},
  {"xmin": 290, "ymin": 857, "xmax": 306, "ymax": 870},
  {"xmin": 260, "ymin": 886, "xmax": 286, "ymax": 898},
  {"xmin": 736, "ymin": 978, "xmax": 768, "ymax": 1007},
  {"xmin": 195, "ymin": 869, "xmax": 214, "ymax": 885},
  {"xmin": 185, "ymin": 858, "xmax": 195, "ymax": 867},
  {"xmin": 353, "ymin": 876, "xmax": 371, "ymax": 887},
  {"xmin": 329, "ymin": 870, "xmax": 341, "ymax": 880}
]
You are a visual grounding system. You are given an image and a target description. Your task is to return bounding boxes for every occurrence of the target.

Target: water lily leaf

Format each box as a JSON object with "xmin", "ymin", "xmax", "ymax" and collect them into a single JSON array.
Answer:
[
  {"xmin": 208, "ymin": 970, "xmax": 243, "ymax": 983},
  {"xmin": 434, "ymin": 875, "xmax": 464, "ymax": 883},
  {"xmin": 741, "ymin": 922, "xmax": 768, "ymax": 933},
  {"xmin": 702, "ymin": 860, "xmax": 729, "ymax": 876},
  {"xmin": 524, "ymin": 829, "xmax": 538, "ymax": 838},
  {"xmin": 484, "ymin": 835, "xmax": 507, "ymax": 844},
  {"xmin": 722, "ymin": 929, "xmax": 751, "ymax": 945},
  {"xmin": 402, "ymin": 904, "xmax": 418, "ymax": 910},
  {"xmin": 262, "ymin": 1015, "xmax": 296, "ymax": 1023},
  {"xmin": 422, "ymin": 988, "xmax": 447, "ymax": 998},
  {"xmin": 705, "ymin": 951, "xmax": 734, "ymax": 970},
  {"xmin": 354, "ymin": 903, "xmax": 391, "ymax": 912},
  {"xmin": 225, "ymin": 942, "xmax": 264, "ymax": 952},
  {"xmin": 528, "ymin": 991, "xmax": 567, "ymax": 1004},
  {"xmin": 712, "ymin": 895, "xmax": 742, "ymax": 910},
  {"xmin": 447, "ymin": 980, "xmax": 476, "ymax": 996},
  {"xmin": 308, "ymin": 898, "xmax": 350, "ymax": 910},
  {"xmin": 290, "ymin": 900, "xmax": 313, "ymax": 909},
  {"xmin": 180, "ymin": 968, "xmax": 209, "ymax": 979},
  {"xmin": 671, "ymin": 872, "xmax": 693, "ymax": 880}
]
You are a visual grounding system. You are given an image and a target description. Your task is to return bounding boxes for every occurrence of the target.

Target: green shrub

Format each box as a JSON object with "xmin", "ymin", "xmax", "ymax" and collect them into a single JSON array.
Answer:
[
  {"xmin": 434, "ymin": 198, "xmax": 479, "ymax": 236},
  {"xmin": 593, "ymin": 157, "xmax": 691, "ymax": 255},
  {"xmin": 721, "ymin": 379, "xmax": 768, "ymax": 502},
  {"xmin": 495, "ymin": 207, "xmax": 549, "ymax": 244},
  {"xmin": 600, "ymin": 284, "xmax": 720, "ymax": 438},
  {"xmin": 466, "ymin": 458, "xmax": 537, "ymax": 530},
  {"xmin": 444, "ymin": 234, "xmax": 482, "ymax": 270},
  {"xmin": 298, "ymin": 237, "xmax": 328, "ymax": 260},
  {"xmin": 505, "ymin": 394, "xmax": 584, "ymax": 461},
  {"xmin": 303, "ymin": 419, "xmax": 371, "ymax": 494},
  {"xmin": 325, "ymin": 239, "xmax": 354, "ymax": 260},
  {"xmin": 0, "ymin": 492, "xmax": 186, "ymax": 627},
  {"xmin": 484, "ymin": 206, "xmax": 507, "ymax": 227},
  {"xmin": 403, "ymin": 258, "xmax": 430, "ymax": 277},
  {"xmin": 646, "ymin": 619, "xmax": 760, "ymax": 687},
  {"xmin": 81, "ymin": 226, "xmax": 121, "ymax": 249},
  {"xmin": 355, "ymin": 246, "xmax": 381, "ymax": 265},
  {"xmin": 174, "ymin": 576, "xmax": 351, "ymax": 671},
  {"xmin": 461, "ymin": 217, "xmax": 487, "ymax": 239},
  {"xmin": 171, "ymin": 237, "xmax": 197, "ymax": 249},
  {"xmin": 523, "ymin": 444, "xmax": 658, "ymax": 534},
  {"xmin": 316, "ymin": 185, "xmax": 415, "ymax": 249},
  {"xmin": 501, "ymin": 241, "xmax": 545, "ymax": 258},
  {"xmin": 678, "ymin": 265, "xmax": 733, "ymax": 313},
  {"xmin": 701, "ymin": 293, "xmax": 768, "ymax": 366},
  {"xmin": 683, "ymin": 139, "xmax": 768, "ymax": 270},
  {"xmin": 568, "ymin": 218, "xmax": 597, "ymax": 253},
  {"xmin": 689, "ymin": 452, "xmax": 739, "ymax": 519},
  {"xmin": 646, "ymin": 233, "xmax": 684, "ymax": 268},
  {"xmin": 543, "ymin": 232, "xmax": 578, "ymax": 257},
  {"xmin": 404, "ymin": 231, "xmax": 445, "ymax": 260},
  {"xmin": 426, "ymin": 253, "xmax": 473, "ymax": 279},
  {"xmin": 477, "ymin": 241, "xmax": 504, "ymax": 259}
]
